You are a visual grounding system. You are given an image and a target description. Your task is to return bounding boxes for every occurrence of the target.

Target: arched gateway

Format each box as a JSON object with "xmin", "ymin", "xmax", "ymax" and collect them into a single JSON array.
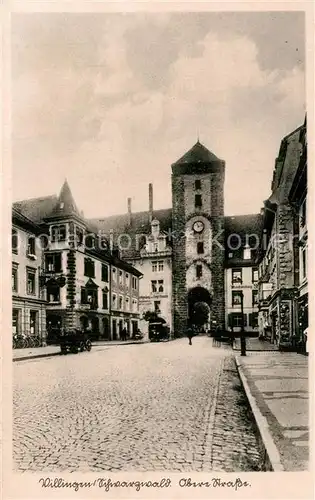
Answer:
[{"xmin": 188, "ymin": 287, "xmax": 212, "ymax": 329}]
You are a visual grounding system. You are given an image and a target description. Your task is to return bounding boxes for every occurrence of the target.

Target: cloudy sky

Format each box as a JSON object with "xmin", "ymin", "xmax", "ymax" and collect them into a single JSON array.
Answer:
[{"xmin": 11, "ymin": 11, "xmax": 305, "ymax": 217}]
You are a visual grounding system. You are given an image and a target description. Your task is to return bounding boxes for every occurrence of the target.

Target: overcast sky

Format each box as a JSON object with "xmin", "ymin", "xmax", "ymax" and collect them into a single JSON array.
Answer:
[{"xmin": 11, "ymin": 12, "xmax": 305, "ymax": 217}]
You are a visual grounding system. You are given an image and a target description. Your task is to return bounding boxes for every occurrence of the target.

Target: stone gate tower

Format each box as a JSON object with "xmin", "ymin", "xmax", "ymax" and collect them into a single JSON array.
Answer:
[{"xmin": 171, "ymin": 140, "xmax": 225, "ymax": 336}]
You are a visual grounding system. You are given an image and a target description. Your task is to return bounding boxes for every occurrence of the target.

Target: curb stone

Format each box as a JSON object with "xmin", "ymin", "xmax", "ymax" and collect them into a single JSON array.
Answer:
[
  {"xmin": 13, "ymin": 352, "xmax": 61, "ymax": 362},
  {"xmin": 235, "ymin": 355, "xmax": 284, "ymax": 472},
  {"xmin": 13, "ymin": 340, "xmax": 149, "ymax": 362}
]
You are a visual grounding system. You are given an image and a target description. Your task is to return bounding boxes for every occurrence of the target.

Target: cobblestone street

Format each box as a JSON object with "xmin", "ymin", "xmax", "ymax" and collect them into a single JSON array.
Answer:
[{"xmin": 14, "ymin": 337, "xmax": 262, "ymax": 472}]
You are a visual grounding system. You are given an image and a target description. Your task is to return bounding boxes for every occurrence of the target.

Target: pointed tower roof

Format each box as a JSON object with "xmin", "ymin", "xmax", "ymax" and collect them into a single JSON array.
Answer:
[
  {"xmin": 172, "ymin": 140, "xmax": 225, "ymax": 175},
  {"xmin": 45, "ymin": 180, "xmax": 83, "ymax": 221},
  {"xmin": 173, "ymin": 140, "xmax": 222, "ymax": 166}
]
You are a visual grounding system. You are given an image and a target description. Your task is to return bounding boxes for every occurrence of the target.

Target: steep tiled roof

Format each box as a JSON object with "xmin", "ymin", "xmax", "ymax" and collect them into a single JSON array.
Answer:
[
  {"xmin": 13, "ymin": 195, "xmax": 58, "ymax": 223},
  {"xmin": 89, "ymin": 208, "xmax": 173, "ymax": 260},
  {"xmin": 225, "ymin": 214, "xmax": 263, "ymax": 236},
  {"xmin": 172, "ymin": 140, "xmax": 222, "ymax": 165},
  {"xmin": 225, "ymin": 213, "xmax": 263, "ymax": 267},
  {"xmin": 12, "ymin": 207, "xmax": 42, "ymax": 234},
  {"xmin": 46, "ymin": 180, "xmax": 82, "ymax": 220},
  {"xmin": 89, "ymin": 208, "xmax": 172, "ymax": 235}
]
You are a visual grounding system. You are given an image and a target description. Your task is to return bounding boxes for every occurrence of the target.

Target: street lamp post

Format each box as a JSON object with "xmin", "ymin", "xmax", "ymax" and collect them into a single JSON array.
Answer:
[{"xmin": 240, "ymin": 290, "xmax": 246, "ymax": 356}]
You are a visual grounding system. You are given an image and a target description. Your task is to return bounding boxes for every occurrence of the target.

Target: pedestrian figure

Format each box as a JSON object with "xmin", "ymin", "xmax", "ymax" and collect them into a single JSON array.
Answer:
[
  {"xmin": 187, "ymin": 325, "xmax": 193, "ymax": 345},
  {"xmin": 121, "ymin": 327, "xmax": 127, "ymax": 341}
]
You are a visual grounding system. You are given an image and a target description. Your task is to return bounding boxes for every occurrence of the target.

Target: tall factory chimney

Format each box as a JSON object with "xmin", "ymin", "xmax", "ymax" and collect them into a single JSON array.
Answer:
[
  {"xmin": 149, "ymin": 183, "xmax": 153, "ymax": 223},
  {"xmin": 127, "ymin": 197, "xmax": 132, "ymax": 226}
]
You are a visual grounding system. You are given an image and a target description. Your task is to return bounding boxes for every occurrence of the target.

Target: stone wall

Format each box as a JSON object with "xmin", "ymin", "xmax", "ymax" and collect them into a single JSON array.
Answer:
[
  {"xmin": 172, "ymin": 174, "xmax": 188, "ymax": 336},
  {"xmin": 172, "ymin": 168, "xmax": 226, "ymax": 335}
]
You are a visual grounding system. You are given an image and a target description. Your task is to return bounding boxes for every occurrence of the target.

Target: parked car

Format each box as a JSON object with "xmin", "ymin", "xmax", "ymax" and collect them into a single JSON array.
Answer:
[{"xmin": 59, "ymin": 329, "xmax": 92, "ymax": 354}]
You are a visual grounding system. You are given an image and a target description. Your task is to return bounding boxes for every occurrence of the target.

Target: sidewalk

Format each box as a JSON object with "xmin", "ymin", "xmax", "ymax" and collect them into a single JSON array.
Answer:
[
  {"xmin": 13, "ymin": 339, "xmax": 148, "ymax": 362},
  {"xmin": 236, "ymin": 351, "xmax": 309, "ymax": 471},
  {"xmin": 233, "ymin": 337, "xmax": 279, "ymax": 351}
]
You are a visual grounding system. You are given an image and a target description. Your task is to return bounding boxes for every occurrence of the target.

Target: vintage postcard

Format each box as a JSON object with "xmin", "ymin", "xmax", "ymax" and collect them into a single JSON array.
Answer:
[{"xmin": 1, "ymin": 1, "xmax": 313, "ymax": 499}]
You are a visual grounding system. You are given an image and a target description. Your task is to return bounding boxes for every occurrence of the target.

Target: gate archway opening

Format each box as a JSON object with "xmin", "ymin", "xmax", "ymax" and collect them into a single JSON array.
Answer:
[{"xmin": 188, "ymin": 287, "xmax": 212, "ymax": 330}]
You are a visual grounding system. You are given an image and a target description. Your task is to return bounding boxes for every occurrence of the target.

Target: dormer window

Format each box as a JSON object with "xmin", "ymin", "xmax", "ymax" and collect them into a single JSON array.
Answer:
[
  {"xmin": 243, "ymin": 245, "xmax": 251, "ymax": 260},
  {"xmin": 151, "ymin": 218, "xmax": 160, "ymax": 237},
  {"xmin": 85, "ymin": 234, "xmax": 95, "ymax": 249}
]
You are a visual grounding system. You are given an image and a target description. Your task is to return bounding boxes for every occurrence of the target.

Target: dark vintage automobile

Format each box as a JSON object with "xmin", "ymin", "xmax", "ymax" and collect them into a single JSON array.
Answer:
[
  {"xmin": 59, "ymin": 329, "xmax": 92, "ymax": 354},
  {"xmin": 149, "ymin": 321, "xmax": 170, "ymax": 342}
]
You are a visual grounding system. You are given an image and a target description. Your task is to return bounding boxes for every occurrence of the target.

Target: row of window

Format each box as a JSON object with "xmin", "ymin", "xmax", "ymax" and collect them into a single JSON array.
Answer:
[
  {"xmin": 151, "ymin": 280, "xmax": 164, "ymax": 293},
  {"xmin": 12, "ymin": 266, "xmax": 37, "ymax": 295},
  {"xmin": 232, "ymin": 290, "xmax": 258, "ymax": 307},
  {"xmin": 152, "ymin": 260, "xmax": 164, "ymax": 272},
  {"xmin": 112, "ymin": 267, "xmax": 137, "ymax": 289},
  {"xmin": 232, "ymin": 268, "xmax": 258, "ymax": 285},
  {"xmin": 45, "ymin": 252, "xmax": 137, "ymax": 289},
  {"xmin": 80, "ymin": 287, "xmax": 138, "ymax": 312},
  {"xmin": 228, "ymin": 312, "xmax": 258, "ymax": 328},
  {"xmin": 12, "ymin": 308, "xmax": 38, "ymax": 335},
  {"xmin": 12, "ymin": 230, "xmax": 37, "ymax": 257}
]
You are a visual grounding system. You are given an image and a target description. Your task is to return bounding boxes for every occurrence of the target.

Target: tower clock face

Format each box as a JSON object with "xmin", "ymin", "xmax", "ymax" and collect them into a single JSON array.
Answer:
[{"xmin": 193, "ymin": 221, "xmax": 204, "ymax": 233}]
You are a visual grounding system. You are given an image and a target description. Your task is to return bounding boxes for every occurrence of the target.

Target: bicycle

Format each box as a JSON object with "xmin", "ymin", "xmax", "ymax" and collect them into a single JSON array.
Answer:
[
  {"xmin": 32, "ymin": 336, "xmax": 42, "ymax": 347},
  {"xmin": 25, "ymin": 336, "xmax": 42, "ymax": 348},
  {"xmin": 12, "ymin": 334, "xmax": 26, "ymax": 349}
]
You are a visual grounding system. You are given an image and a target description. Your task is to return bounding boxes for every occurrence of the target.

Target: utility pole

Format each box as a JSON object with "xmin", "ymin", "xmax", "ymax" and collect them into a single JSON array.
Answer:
[{"xmin": 240, "ymin": 290, "xmax": 246, "ymax": 356}]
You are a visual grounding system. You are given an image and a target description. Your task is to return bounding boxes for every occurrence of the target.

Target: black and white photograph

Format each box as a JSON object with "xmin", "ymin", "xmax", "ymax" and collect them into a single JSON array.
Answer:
[{"xmin": 3, "ymin": 4, "xmax": 313, "ymax": 498}]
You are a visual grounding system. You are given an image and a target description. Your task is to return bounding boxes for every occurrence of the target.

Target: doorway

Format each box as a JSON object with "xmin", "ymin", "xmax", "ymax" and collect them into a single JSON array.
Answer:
[
  {"xmin": 112, "ymin": 319, "xmax": 117, "ymax": 340},
  {"xmin": 188, "ymin": 287, "xmax": 212, "ymax": 331}
]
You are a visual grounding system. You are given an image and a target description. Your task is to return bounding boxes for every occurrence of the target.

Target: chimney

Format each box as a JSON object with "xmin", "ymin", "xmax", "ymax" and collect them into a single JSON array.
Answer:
[
  {"xmin": 127, "ymin": 197, "xmax": 132, "ymax": 226},
  {"xmin": 149, "ymin": 183, "xmax": 153, "ymax": 222}
]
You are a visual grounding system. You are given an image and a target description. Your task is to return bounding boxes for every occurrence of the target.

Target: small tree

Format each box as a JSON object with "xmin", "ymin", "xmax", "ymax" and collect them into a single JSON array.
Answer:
[
  {"xmin": 192, "ymin": 302, "xmax": 209, "ymax": 326},
  {"xmin": 142, "ymin": 310, "xmax": 159, "ymax": 323}
]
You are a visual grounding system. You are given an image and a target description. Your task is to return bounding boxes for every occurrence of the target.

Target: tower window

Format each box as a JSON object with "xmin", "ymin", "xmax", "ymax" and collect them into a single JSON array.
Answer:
[
  {"xmin": 197, "ymin": 242, "xmax": 204, "ymax": 254},
  {"xmin": 195, "ymin": 179, "xmax": 201, "ymax": 190},
  {"xmin": 196, "ymin": 265, "xmax": 202, "ymax": 278},
  {"xmin": 195, "ymin": 194, "xmax": 202, "ymax": 208}
]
